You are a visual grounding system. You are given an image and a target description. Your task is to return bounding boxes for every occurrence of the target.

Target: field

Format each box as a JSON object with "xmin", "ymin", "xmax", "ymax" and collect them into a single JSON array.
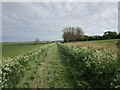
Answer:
[
  {"xmin": 2, "ymin": 42, "xmax": 48, "ymax": 58},
  {"xmin": 1, "ymin": 39, "xmax": 120, "ymax": 88},
  {"xmin": 69, "ymin": 39, "xmax": 119, "ymax": 53}
]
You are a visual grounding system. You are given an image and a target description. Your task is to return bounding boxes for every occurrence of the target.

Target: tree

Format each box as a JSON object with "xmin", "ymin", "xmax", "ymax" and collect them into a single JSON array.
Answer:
[
  {"xmin": 62, "ymin": 26, "xmax": 84, "ymax": 42},
  {"xmin": 35, "ymin": 39, "xmax": 40, "ymax": 44},
  {"xmin": 75, "ymin": 27, "xmax": 84, "ymax": 41},
  {"xmin": 103, "ymin": 31, "xmax": 118, "ymax": 39},
  {"xmin": 118, "ymin": 33, "xmax": 120, "ymax": 39}
]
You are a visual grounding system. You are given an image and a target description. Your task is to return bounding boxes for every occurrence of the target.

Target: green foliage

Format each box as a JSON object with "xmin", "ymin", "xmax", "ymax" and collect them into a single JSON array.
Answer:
[
  {"xmin": 110, "ymin": 69, "xmax": 120, "ymax": 88},
  {"xmin": 62, "ymin": 26, "xmax": 84, "ymax": 42},
  {"xmin": 62, "ymin": 28, "xmax": 119, "ymax": 42},
  {"xmin": 118, "ymin": 33, "xmax": 120, "ymax": 38},
  {"xmin": 103, "ymin": 31, "xmax": 118, "ymax": 39},
  {"xmin": 2, "ymin": 42, "xmax": 119, "ymax": 88},
  {"xmin": 58, "ymin": 43, "xmax": 119, "ymax": 88},
  {"xmin": 2, "ymin": 44, "xmax": 53, "ymax": 88}
]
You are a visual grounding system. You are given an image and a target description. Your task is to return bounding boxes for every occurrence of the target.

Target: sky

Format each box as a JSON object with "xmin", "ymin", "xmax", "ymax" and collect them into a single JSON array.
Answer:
[{"xmin": 2, "ymin": 2, "xmax": 118, "ymax": 42}]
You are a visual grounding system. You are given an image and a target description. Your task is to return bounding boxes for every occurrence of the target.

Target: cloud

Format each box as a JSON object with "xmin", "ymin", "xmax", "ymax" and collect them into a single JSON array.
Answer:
[
  {"xmin": 0, "ymin": 2, "xmax": 2, "ymax": 42},
  {"xmin": 2, "ymin": 0, "xmax": 119, "ymax": 2},
  {"xmin": 2, "ymin": 2, "xmax": 118, "ymax": 42}
]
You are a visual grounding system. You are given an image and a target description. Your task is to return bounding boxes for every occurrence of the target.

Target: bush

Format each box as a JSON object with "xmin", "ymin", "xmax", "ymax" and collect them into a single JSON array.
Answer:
[{"xmin": 58, "ymin": 43, "xmax": 119, "ymax": 88}]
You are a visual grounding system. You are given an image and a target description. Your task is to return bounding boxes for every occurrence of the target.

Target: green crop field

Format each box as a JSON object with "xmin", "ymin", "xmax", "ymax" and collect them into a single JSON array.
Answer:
[
  {"xmin": 1, "ymin": 39, "xmax": 120, "ymax": 88},
  {"xmin": 2, "ymin": 42, "xmax": 48, "ymax": 58}
]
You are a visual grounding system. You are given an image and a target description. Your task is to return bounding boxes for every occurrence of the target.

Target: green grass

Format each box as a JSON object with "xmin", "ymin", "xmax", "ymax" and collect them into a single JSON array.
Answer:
[
  {"xmin": 89, "ymin": 39, "xmax": 119, "ymax": 45},
  {"xmin": 31, "ymin": 44, "xmax": 71, "ymax": 88},
  {"xmin": 73, "ymin": 39, "xmax": 119, "ymax": 43},
  {"xmin": 69, "ymin": 39, "xmax": 119, "ymax": 44},
  {"xmin": 88, "ymin": 39, "xmax": 119, "ymax": 48},
  {"xmin": 69, "ymin": 39, "xmax": 119, "ymax": 53},
  {"xmin": 3, "ymin": 43, "xmax": 72, "ymax": 88},
  {"xmin": 58, "ymin": 42, "xmax": 119, "ymax": 88},
  {"xmin": 2, "ymin": 42, "xmax": 120, "ymax": 88},
  {"xmin": 2, "ymin": 42, "xmax": 47, "ymax": 58}
]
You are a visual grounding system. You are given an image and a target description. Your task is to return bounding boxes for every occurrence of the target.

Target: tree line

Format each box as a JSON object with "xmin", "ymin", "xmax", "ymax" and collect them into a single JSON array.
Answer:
[{"xmin": 62, "ymin": 26, "xmax": 120, "ymax": 42}]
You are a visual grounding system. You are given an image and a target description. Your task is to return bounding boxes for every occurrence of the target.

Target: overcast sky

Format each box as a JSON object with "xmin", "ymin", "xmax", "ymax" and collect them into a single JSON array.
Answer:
[{"xmin": 2, "ymin": 2, "xmax": 118, "ymax": 42}]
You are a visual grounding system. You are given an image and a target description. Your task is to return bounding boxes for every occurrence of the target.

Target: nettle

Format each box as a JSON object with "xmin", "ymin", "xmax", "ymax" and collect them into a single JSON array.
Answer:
[
  {"xmin": 2, "ymin": 44, "xmax": 53, "ymax": 88},
  {"xmin": 58, "ymin": 43, "xmax": 119, "ymax": 88}
]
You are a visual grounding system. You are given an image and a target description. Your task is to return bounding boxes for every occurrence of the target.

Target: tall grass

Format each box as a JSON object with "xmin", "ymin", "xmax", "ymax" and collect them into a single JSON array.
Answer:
[
  {"xmin": 2, "ymin": 44, "xmax": 53, "ymax": 88},
  {"xmin": 58, "ymin": 43, "xmax": 120, "ymax": 88}
]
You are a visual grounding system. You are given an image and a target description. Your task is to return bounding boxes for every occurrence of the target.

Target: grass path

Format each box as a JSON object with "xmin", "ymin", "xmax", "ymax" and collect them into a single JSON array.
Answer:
[
  {"xmin": 32, "ymin": 43, "xmax": 71, "ymax": 88},
  {"xmin": 2, "ymin": 41, "xmax": 119, "ymax": 88}
]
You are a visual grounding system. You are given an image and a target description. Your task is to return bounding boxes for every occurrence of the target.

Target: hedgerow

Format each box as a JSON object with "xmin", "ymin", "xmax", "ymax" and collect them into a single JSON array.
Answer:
[{"xmin": 58, "ymin": 43, "xmax": 119, "ymax": 88}]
